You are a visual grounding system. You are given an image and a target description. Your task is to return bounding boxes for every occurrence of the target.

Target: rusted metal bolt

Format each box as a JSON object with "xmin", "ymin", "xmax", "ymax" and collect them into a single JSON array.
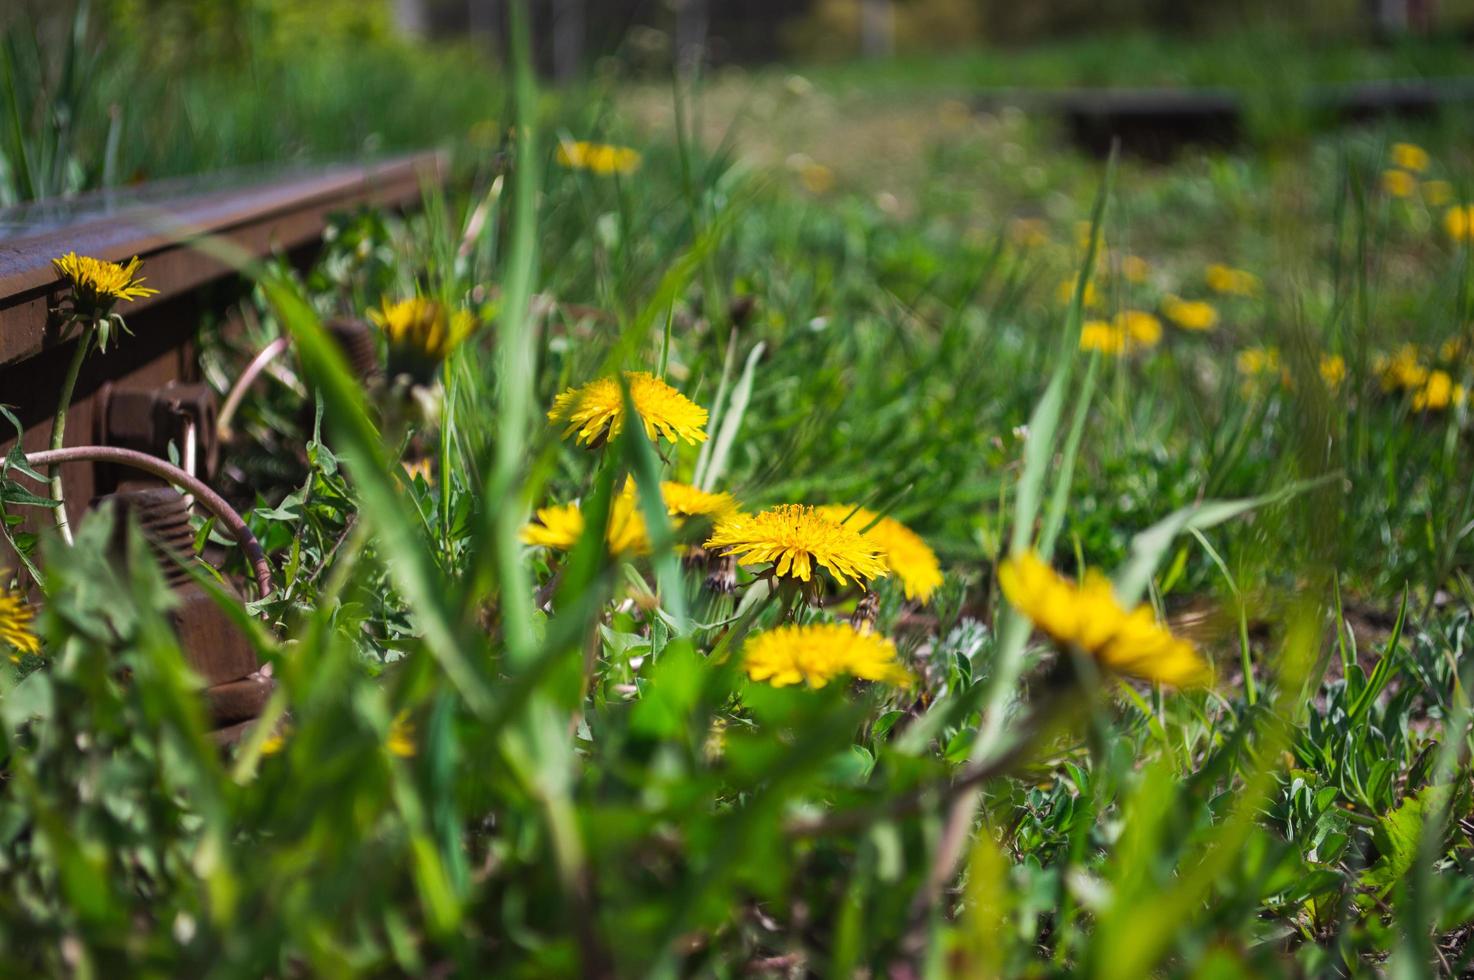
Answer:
[{"xmin": 96, "ymin": 381, "xmax": 220, "ymax": 488}]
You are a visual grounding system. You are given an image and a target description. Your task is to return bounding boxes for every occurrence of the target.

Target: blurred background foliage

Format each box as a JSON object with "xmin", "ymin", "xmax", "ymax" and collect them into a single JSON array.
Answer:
[
  {"xmin": 8, "ymin": 0, "xmax": 1474, "ymax": 205},
  {"xmin": 0, "ymin": 0, "xmax": 496, "ymax": 204},
  {"xmin": 782, "ymin": 0, "xmax": 1474, "ymax": 53}
]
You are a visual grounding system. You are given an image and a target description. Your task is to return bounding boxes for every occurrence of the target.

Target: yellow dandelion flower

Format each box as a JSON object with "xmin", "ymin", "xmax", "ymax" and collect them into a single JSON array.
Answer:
[
  {"xmin": 1444, "ymin": 205, "xmax": 1474, "ymax": 242},
  {"xmin": 1377, "ymin": 344, "xmax": 1429, "ymax": 391},
  {"xmin": 1391, "ymin": 142, "xmax": 1430, "ymax": 173},
  {"xmin": 1008, "ymin": 217, "xmax": 1050, "ymax": 249},
  {"xmin": 816, "ymin": 505, "xmax": 943, "ymax": 603},
  {"xmin": 799, "ymin": 162, "xmax": 835, "ymax": 195},
  {"xmin": 370, "ymin": 297, "xmax": 476, "ymax": 366},
  {"xmin": 1411, "ymin": 370, "xmax": 1467, "ymax": 411},
  {"xmin": 1074, "ymin": 221, "xmax": 1106, "ymax": 252},
  {"xmin": 548, "ymin": 371, "xmax": 708, "ymax": 448},
  {"xmin": 521, "ymin": 493, "xmax": 650, "ymax": 556},
  {"xmin": 1059, "ymin": 279, "xmax": 1100, "ymax": 308},
  {"xmin": 51, "ymin": 252, "xmax": 158, "ymax": 313},
  {"xmin": 1423, "ymin": 179, "xmax": 1453, "ymax": 207},
  {"xmin": 742, "ymin": 622, "xmax": 909, "ymax": 688},
  {"xmin": 1438, "ymin": 337, "xmax": 1466, "ymax": 364},
  {"xmin": 1117, "ymin": 309, "xmax": 1162, "ymax": 349},
  {"xmin": 402, "ymin": 457, "xmax": 434, "ymax": 483},
  {"xmin": 1163, "ymin": 295, "xmax": 1218, "ymax": 332},
  {"xmin": 556, "ymin": 139, "xmax": 642, "ymax": 176},
  {"xmin": 1205, "ymin": 264, "xmax": 1260, "ymax": 297},
  {"xmin": 1236, "ymin": 346, "xmax": 1281, "ymax": 377},
  {"xmin": 1382, "ymin": 169, "xmax": 1417, "ymax": 199},
  {"xmin": 1121, "ymin": 254, "xmax": 1151, "ymax": 283},
  {"xmin": 705, "ymin": 504, "xmax": 888, "ymax": 588},
  {"xmin": 1080, "ymin": 319, "xmax": 1126, "ymax": 356},
  {"xmin": 1079, "ymin": 313, "xmax": 1159, "ymax": 356},
  {"xmin": 0, "ymin": 581, "xmax": 40, "ymax": 661},
  {"xmin": 660, "ymin": 481, "xmax": 739, "ymax": 523},
  {"xmin": 387, "ymin": 712, "xmax": 416, "ymax": 758},
  {"xmin": 1319, "ymin": 354, "xmax": 1347, "ymax": 388},
  {"xmin": 998, "ymin": 551, "xmax": 1209, "ymax": 688},
  {"xmin": 260, "ymin": 725, "xmax": 290, "ymax": 755}
]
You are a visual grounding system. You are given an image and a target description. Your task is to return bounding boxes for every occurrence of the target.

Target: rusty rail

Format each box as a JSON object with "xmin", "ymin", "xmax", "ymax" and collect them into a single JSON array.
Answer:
[
  {"xmin": 0, "ymin": 152, "xmax": 441, "ymax": 539},
  {"xmin": 0, "ymin": 153, "xmax": 442, "ymax": 742},
  {"xmin": 977, "ymin": 76, "xmax": 1474, "ymax": 158}
]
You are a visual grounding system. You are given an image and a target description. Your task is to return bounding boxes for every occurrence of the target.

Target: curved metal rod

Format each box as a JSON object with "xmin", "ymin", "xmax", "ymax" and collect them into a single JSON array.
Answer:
[
  {"xmin": 23, "ymin": 446, "xmax": 274, "ymax": 599},
  {"xmin": 216, "ymin": 335, "xmax": 292, "ymax": 442}
]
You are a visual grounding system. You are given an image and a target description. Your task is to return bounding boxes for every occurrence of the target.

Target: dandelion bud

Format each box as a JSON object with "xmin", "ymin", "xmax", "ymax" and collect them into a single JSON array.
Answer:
[
  {"xmin": 703, "ymin": 553, "xmax": 737, "ymax": 595},
  {"xmin": 849, "ymin": 591, "xmax": 879, "ymax": 633}
]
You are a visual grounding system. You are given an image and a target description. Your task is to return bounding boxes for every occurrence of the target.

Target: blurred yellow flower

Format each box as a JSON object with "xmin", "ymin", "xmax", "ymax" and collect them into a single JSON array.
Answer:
[
  {"xmin": 1319, "ymin": 354, "xmax": 1347, "ymax": 388},
  {"xmin": 799, "ymin": 162, "xmax": 836, "ymax": 195},
  {"xmin": 1121, "ymin": 254, "xmax": 1151, "ymax": 283},
  {"xmin": 659, "ymin": 481, "xmax": 740, "ymax": 523},
  {"xmin": 1081, "ymin": 312, "xmax": 1161, "ymax": 356},
  {"xmin": 1117, "ymin": 309, "xmax": 1162, "ymax": 348},
  {"xmin": 1376, "ymin": 344, "xmax": 1429, "ymax": 391},
  {"xmin": 1205, "ymin": 264, "xmax": 1260, "ymax": 297},
  {"xmin": 1391, "ymin": 142, "xmax": 1430, "ymax": 173},
  {"xmin": 1074, "ymin": 221, "xmax": 1106, "ymax": 252},
  {"xmin": 1381, "ymin": 169, "xmax": 1417, "ymax": 199},
  {"xmin": 525, "ymin": 480, "xmax": 738, "ymax": 556},
  {"xmin": 522, "ymin": 502, "xmax": 589, "ymax": 551},
  {"xmin": 556, "ymin": 139, "xmax": 641, "ymax": 176},
  {"xmin": 549, "ymin": 371, "xmax": 708, "ymax": 448},
  {"xmin": 1423, "ymin": 179, "xmax": 1453, "ymax": 207},
  {"xmin": 521, "ymin": 493, "xmax": 650, "ymax": 556},
  {"xmin": 260, "ymin": 726, "xmax": 290, "ymax": 755},
  {"xmin": 1163, "ymin": 295, "xmax": 1218, "ymax": 332},
  {"xmin": 1444, "ymin": 205, "xmax": 1474, "ymax": 241},
  {"xmin": 743, "ymin": 622, "xmax": 909, "ymax": 688},
  {"xmin": 1008, "ymin": 217, "xmax": 1050, "ymax": 249},
  {"xmin": 998, "ymin": 551, "xmax": 1209, "ymax": 688},
  {"xmin": 1059, "ymin": 278, "xmax": 1100, "ymax": 308},
  {"xmin": 387, "ymin": 712, "xmax": 416, "ymax": 757},
  {"xmin": 0, "ymin": 580, "xmax": 40, "ymax": 661},
  {"xmin": 51, "ymin": 252, "xmax": 158, "ymax": 313},
  {"xmin": 705, "ymin": 504, "xmax": 888, "ymax": 588},
  {"xmin": 371, "ymin": 297, "xmax": 475, "ymax": 365},
  {"xmin": 816, "ymin": 505, "xmax": 943, "ymax": 603},
  {"xmin": 1236, "ymin": 346, "xmax": 1281, "ymax": 377},
  {"xmin": 1411, "ymin": 370, "xmax": 1466, "ymax": 411},
  {"xmin": 1080, "ymin": 319, "xmax": 1126, "ymax": 356}
]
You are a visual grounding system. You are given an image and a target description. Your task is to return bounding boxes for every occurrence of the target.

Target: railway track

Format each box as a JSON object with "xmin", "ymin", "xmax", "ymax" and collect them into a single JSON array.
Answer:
[
  {"xmin": 0, "ymin": 151, "xmax": 442, "ymax": 740},
  {"xmin": 979, "ymin": 77, "xmax": 1474, "ymax": 158}
]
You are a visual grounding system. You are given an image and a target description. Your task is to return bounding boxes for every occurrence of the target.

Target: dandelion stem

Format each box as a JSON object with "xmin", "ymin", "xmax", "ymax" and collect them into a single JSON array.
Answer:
[
  {"xmin": 47, "ymin": 326, "xmax": 92, "ymax": 546},
  {"xmin": 216, "ymin": 335, "xmax": 291, "ymax": 441}
]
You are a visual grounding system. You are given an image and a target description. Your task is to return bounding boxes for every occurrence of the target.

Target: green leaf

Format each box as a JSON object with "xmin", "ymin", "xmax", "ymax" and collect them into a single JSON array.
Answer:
[
  {"xmin": 697, "ymin": 341, "xmax": 764, "ymax": 493},
  {"xmin": 1364, "ymin": 783, "xmax": 1454, "ymax": 894},
  {"xmin": 1112, "ymin": 475, "xmax": 1336, "ymax": 606},
  {"xmin": 630, "ymin": 638, "xmax": 703, "ymax": 739},
  {"xmin": 1345, "ymin": 585, "xmax": 1408, "ymax": 727}
]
